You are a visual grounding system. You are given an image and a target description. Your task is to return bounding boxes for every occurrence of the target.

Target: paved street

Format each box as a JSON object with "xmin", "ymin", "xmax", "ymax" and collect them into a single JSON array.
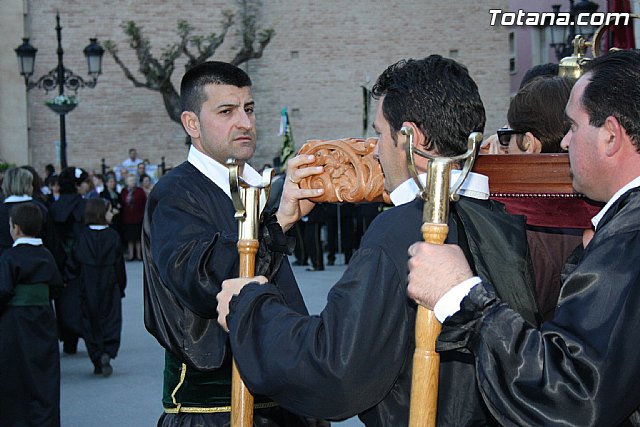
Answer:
[{"xmin": 60, "ymin": 256, "xmax": 363, "ymax": 426}]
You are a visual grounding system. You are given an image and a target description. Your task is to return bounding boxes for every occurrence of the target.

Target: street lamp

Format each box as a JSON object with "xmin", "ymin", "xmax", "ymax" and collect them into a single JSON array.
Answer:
[
  {"xmin": 549, "ymin": 0, "xmax": 600, "ymax": 61},
  {"xmin": 15, "ymin": 11, "xmax": 104, "ymax": 169}
]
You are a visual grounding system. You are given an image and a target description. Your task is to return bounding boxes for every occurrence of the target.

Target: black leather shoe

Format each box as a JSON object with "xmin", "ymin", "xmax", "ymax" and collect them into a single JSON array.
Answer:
[{"xmin": 100, "ymin": 353, "xmax": 113, "ymax": 377}]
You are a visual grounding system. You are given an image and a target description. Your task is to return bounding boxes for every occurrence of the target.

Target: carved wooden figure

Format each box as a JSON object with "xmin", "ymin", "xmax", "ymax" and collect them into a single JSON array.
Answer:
[{"xmin": 298, "ymin": 137, "xmax": 390, "ymax": 204}]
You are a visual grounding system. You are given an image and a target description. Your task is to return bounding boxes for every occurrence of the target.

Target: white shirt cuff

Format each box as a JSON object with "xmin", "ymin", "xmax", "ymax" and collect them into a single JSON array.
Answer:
[{"xmin": 433, "ymin": 276, "xmax": 482, "ymax": 322}]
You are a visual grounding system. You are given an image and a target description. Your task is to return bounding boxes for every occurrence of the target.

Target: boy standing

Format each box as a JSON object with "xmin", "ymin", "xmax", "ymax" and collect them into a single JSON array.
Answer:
[
  {"xmin": 69, "ymin": 198, "xmax": 126, "ymax": 376},
  {"xmin": 0, "ymin": 202, "xmax": 63, "ymax": 427}
]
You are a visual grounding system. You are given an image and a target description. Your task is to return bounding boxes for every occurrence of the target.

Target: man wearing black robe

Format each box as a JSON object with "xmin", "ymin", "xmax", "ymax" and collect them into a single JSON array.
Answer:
[
  {"xmin": 143, "ymin": 61, "xmax": 320, "ymax": 426},
  {"xmin": 217, "ymin": 56, "xmax": 540, "ymax": 426},
  {"xmin": 406, "ymin": 49, "xmax": 640, "ymax": 426}
]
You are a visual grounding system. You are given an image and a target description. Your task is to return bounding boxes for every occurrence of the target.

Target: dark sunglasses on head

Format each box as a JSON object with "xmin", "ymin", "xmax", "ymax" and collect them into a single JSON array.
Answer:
[{"xmin": 497, "ymin": 127, "xmax": 525, "ymax": 147}]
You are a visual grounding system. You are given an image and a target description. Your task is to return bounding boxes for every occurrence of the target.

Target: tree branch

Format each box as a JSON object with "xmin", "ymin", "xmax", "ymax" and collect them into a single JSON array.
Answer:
[
  {"xmin": 104, "ymin": 41, "xmax": 153, "ymax": 89},
  {"xmin": 104, "ymin": 3, "xmax": 274, "ymax": 141},
  {"xmin": 184, "ymin": 11, "xmax": 235, "ymax": 70},
  {"xmin": 121, "ymin": 21, "xmax": 166, "ymax": 89},
  {"xmin": 229, "ymin": 15, "xmax": 274, "ymax": 66}
]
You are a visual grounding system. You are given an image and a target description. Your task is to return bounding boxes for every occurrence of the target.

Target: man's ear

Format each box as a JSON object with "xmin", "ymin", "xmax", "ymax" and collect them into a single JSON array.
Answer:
[
  {"xmin": 603, "ymin": 115, "xmax": 624, "ymax": 158},
  {"xmin": 523, "ymin": 132, "xmax": 542, "ymax": 153},
  {"xmin": 399, "ymin": 121, "xmax": 426, "ymax": 149},
  {"xmin": 181, "ymin": 111, "xmax": 201, "ymax": 139}
]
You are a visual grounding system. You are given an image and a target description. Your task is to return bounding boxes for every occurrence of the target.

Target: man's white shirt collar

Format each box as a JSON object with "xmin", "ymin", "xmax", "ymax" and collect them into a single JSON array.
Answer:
[
  {"xmin": 187, "ymin": 145, "xmax": 262, "ymax": 200},
  {"xmin": 13, "ymin": 237, "xmax": 43, "ymax": 247},
  {"xmin": 389, "ymin": 170, "xmax": 489, "ymax": 207},
  {"xmin": 591, "ymin": 175, "xmax": 640, "ymax": 230}
]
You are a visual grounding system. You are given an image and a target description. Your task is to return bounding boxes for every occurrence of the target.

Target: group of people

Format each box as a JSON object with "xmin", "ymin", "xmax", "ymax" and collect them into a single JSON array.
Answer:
[
  {"xmin": 266, "ymin": 169, "xmax": 383, "ymax": 272},
  {"xmin": 0, "ymin": 128, "xmax": 174, "ymax": 425},
  {"xmin": 141, "ymin": 49, "xmax": 640, "ymax": 427},
  {"xmin": 288, "ymin": 202, "xmax": 383, "ymax": 271},
  {"xmin": 0, "ymin": 165, "xmax": 129, "ymax": 426},
  {"xmin": 41, "ymin": 154, "xmax": 154, "ymax": 262}
]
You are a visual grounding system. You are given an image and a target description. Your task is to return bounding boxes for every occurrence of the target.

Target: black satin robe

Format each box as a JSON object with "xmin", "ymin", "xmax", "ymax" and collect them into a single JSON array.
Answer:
[
  {"xmin": 50, "ymin": 193, "xmax": 86, "ymax": 343},
  {"xmin": 142, "ymin": 162, "xmax": 310, "ymax": 426},
  {"xmin": 0, "ymin": 244, "xmax": 62, "ymax": 427},
  {"xmin": 68, "ymin": 226, "xmax": 126, "ymax": 366},
  {"xmin": 438, "ymin": 188, "xmax": 640, "ymax": 426},
  {"xmin": 227, "ymin": 197, "xmax": 540, "ymax": 426}
]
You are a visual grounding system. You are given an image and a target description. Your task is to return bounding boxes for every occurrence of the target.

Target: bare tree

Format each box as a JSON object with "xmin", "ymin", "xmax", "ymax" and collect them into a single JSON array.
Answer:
[{"xmin": 104, "ymin": 5, "xmax": 274, "ymax": 126}]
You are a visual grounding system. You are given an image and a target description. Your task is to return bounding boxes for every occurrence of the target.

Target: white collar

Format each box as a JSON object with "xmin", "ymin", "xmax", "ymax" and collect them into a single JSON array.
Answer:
[
  {"xmin": 591, "ymin": 175, "xmax": 640, "ymax": 230},
  {"xmin": 89, "ymin": 225, "xmax": 109, "ymax": 230},
  {"xmin": 187, "ymin": 145, "xmax": 262, "ymax": 199},
  {"xmin": 4, "ymin": 195, "xmax": 32, "ymax": 203},
  {"xmin": 13, "ymin": 237, "xmax": 43, "ymax": 247},
  {"xmin": 390, "ymin": 170, "xmax": 490, "ymax": 206}
]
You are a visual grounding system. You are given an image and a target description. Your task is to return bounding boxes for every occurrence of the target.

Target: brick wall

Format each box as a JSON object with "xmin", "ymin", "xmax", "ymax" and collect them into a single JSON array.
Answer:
[{"xmin": 16, "ymin": 0, "xmax": 509, "ymax": 175}]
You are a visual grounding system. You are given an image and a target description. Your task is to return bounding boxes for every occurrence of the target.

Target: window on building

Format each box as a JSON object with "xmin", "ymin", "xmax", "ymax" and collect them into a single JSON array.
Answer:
[{"xmin": 531, "ymin": 26, "xmax": 548, "ymax": 65}]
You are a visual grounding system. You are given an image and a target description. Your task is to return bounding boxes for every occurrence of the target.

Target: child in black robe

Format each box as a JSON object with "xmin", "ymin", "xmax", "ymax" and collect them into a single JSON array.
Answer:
[
  {"xmin": 0, "ymin": 203, "xmax": 63, "ymax": 427},
  {"xmin": 50, "ymin": 166, "xmax": 88, "ymax": 354},
  {"xmin": 68, "ymin": 198, "xmax": 126, "ymax": 376}
]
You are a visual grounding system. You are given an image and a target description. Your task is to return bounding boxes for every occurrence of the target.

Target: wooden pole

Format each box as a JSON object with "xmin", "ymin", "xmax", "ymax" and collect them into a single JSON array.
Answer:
[
  {"xmin": 227, "ymin": 161, "xmax": 272, "ymax": 427},
  {"xmin": 231, "ymin": 238, "xmax": 259, "ymax": 426},
  {"xmin": 408, "ymin": 160, "xmax": 451, "ymax": 427}
]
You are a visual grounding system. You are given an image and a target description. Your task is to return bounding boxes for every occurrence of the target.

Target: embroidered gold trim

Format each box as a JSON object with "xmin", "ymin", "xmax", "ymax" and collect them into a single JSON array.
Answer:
[
  {"xmin": 170, "ymin": 362, "xmax": 188, "ymax": 412},
  {"xmin": 163, "ymin": 401, "xmax": 278, "ymax": 414}
]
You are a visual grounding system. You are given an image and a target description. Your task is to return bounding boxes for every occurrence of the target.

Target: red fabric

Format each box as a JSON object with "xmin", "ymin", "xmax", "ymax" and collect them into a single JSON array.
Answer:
[
  {"xmin": 491, "ymin": 196, "xmax": 603, "ymax": 229},
  {"xmin": 120, "ymin": 187, "xmax": 147, "ymax": 224},
  {"xmin": 607, "ymin": 0, "xmax": 635, "ymax": 50}
]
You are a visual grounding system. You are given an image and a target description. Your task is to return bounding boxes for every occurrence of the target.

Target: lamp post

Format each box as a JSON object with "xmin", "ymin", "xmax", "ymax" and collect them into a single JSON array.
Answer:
[
  {"xmin": 15, "ymin": 11, "xmax": 104, "ymax": 169},
  {"xmin": 549, "ymin": 0, "xmax": 600, "ymax": 61}
]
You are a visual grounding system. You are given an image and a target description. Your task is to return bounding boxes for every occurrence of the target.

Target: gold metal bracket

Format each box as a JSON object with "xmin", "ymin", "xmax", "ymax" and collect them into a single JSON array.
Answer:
[
  {"xmin": 403, "ymin": 126, "xmax": 480, "ymax": 223},
  {"xmin": 227, "ymin": 159, "xmax": 274, "ymax": 241},
  {"xmin": 403, "ymin": 126, "xmax": 480, "ymax": 198}
]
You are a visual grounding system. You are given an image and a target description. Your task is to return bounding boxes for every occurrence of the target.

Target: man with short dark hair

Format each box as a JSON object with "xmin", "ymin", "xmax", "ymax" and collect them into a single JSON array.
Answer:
[
  {"xmin": 407, "ymin": 49, "xmax": 640, "ymax": 425},
  {"xmin": 143, "ymin": 61, "xmax": 320, "ymax": 426},
  {"xmin": 216, "ymin": 55, "xmax": 539, "ymax": 425}
]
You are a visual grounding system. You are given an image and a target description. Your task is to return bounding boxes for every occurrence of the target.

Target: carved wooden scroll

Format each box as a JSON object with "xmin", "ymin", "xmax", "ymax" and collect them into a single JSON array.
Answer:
[{"xmin": 298, "ymin": 137, "xmax": 391, "ymax": 204}]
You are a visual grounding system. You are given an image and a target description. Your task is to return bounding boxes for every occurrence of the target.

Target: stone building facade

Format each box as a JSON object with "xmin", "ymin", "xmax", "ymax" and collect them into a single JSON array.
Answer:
[{"xmin": 1, "ymin": 0, "xmax": 510, "ymax": 174}]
